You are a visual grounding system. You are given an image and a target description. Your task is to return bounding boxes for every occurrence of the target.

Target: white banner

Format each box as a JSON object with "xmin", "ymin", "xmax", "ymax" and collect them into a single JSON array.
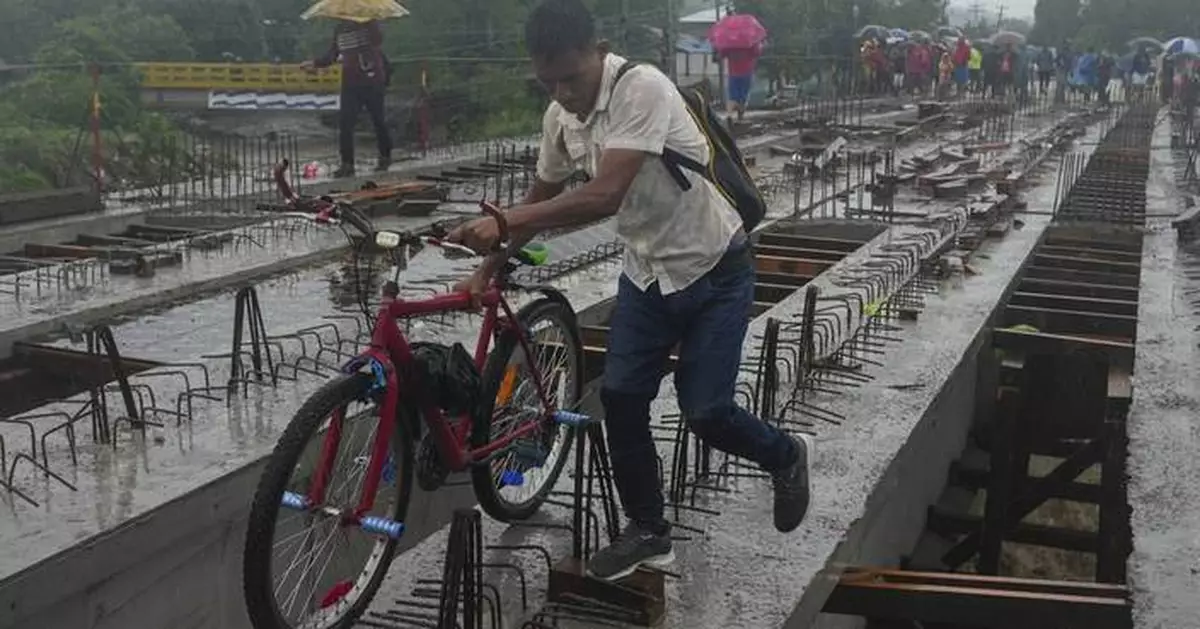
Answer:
[{"xmin": 207, "ymin": 92, "xmax": 341, "ymax": 111}]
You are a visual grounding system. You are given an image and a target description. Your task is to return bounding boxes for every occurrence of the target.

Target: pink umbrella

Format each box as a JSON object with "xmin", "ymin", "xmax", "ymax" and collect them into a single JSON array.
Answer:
[{"xmin": 708, "ymin": 13, "xmax": 768, "ymax": 53}]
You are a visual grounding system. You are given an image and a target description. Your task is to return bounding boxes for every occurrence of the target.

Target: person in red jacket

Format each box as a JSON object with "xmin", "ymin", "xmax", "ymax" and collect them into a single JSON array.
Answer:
[{"xmin": 303, "ymin": 19, "xmax": 393, "ymax": 178}]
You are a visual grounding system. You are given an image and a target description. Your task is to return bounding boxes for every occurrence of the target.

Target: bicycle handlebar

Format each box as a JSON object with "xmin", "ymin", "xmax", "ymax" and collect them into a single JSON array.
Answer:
[{"xmin": 270, "ymin": 159, "xmax": 509, "ymax": 256}]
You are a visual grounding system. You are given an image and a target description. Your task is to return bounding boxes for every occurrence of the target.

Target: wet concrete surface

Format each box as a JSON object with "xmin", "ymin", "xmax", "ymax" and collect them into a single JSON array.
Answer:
[
  {"xmin": 0, "ymin": 103, "xmax": 1093, "ymax": 629},
  {"xmin": 348, "ymin": 116, "xmax": 1088, "ymax": 629},
  {"xmin": 1125, "ymin": 115, "xmax": 1200, "ymax": 629}
]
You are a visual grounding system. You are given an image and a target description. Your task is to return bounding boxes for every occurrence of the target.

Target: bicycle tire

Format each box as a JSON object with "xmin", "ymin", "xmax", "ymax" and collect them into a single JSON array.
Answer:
[
  {"xmin": 471, "ymin": 297, "xmax": 584, "ymax": 522},
  {"xmin": 243, "ymin": 373, "xmax": 415, "ymax": 629}
]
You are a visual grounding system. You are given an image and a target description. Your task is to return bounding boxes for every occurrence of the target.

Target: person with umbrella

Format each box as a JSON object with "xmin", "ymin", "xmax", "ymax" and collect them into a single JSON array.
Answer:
[
  {"xmin": 1130, "ymin": 48, "xmax": 1152, "ymax": 101},
  {"xmin": 708, "ymin": 10, "xmax": 768, "ymax": 122},
  {"xmin": 1036, "ymin": 47, "xmax": 1055, "ymax": 96},
  {"xmin": 301, "ymin": 0, "xmax": 404, "ymax": 177}
]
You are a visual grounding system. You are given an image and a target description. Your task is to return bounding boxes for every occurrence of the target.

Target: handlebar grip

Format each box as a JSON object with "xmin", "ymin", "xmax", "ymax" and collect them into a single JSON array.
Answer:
[{"xmin": 479, "ymin": 201, "xmax": 510, "ymax": 248}]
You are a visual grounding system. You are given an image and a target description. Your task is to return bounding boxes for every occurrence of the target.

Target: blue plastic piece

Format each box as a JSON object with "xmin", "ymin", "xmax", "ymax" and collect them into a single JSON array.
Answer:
[
  {"xmin": 552, "ymin": 410, "xmax": 591, "ymax": 426},
  {"xmin": 360, "ymin": 516, "xmax": 406, "ymax": 539},
  {"xmin": 499, "ymin": 470, "xmax": 525, "ymax": 488},
  {"xmin": 382, "ymin": 453, "xmax": 397, "ymax": 485},
  {"xmin": 281, "ymin": 491, "xmax": 310, "ymax": 511}
]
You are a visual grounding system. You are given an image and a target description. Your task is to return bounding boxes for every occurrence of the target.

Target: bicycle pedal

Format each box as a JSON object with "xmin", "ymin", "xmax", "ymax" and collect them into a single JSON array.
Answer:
[
  {"xmin": 552, "ymin": 410, "xmax": 592, "ymax": 426},
  {"xmin": 360, "ymin": 515, "xmax": 406, "ymax": 539}
]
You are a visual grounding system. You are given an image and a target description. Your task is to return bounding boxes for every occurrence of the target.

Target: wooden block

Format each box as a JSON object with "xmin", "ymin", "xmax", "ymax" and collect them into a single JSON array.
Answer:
[{"xmin": 547, "ymin": 556, "xmax": 665, "ymax": 627}]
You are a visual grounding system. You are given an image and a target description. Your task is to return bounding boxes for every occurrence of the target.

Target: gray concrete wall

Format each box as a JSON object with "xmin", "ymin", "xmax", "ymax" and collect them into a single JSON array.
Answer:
[
  {"xmin": 809, "ymin": 343, "xmax": 984, "ymax": 629},
  {"xmin": 0, "ymin": 455, "xmax": 476, "ymax": 629}
]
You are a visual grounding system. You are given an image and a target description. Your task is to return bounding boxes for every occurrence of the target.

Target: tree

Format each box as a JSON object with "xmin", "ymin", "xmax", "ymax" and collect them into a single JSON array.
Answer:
[{"xmin": 1030, "ymin": 0, "xmax": 1080, "ymax": 46}]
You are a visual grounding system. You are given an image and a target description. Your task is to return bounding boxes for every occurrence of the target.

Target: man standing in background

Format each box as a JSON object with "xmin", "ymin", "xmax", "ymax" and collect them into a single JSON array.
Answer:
[{"xmin": 303, "ymin": 19, "xmax": 393, "ymax": 178}]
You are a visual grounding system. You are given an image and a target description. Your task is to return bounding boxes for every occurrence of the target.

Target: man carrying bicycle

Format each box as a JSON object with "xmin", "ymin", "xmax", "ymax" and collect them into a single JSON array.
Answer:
[{"xmin": 447, "ymin": 0, "xmax": 814, "ymax": 582}]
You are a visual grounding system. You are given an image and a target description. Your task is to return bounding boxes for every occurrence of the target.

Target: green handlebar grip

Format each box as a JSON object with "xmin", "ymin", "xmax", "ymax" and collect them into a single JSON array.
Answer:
[{"xmin": 521, "ymin": 242, "xmax": 550, "ymax": 266}]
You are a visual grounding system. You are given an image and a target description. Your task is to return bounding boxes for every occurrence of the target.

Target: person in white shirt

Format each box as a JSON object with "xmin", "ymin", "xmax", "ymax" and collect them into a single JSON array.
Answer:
[{"xmin": 447, "ymin": 0, "xmax": 813, "ymax": 581}]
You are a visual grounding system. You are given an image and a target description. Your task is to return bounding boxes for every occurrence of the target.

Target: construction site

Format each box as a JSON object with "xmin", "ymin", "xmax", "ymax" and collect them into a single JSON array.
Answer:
[{"xmin": 0, "ymin": 83, "xmax": 1197, "ymax": 629}]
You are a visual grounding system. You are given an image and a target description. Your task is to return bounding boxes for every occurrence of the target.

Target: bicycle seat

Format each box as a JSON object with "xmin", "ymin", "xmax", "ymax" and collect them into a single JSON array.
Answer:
[{"xmin": 513, "ymin": 243, "xmax": 549, "ymax": 267}]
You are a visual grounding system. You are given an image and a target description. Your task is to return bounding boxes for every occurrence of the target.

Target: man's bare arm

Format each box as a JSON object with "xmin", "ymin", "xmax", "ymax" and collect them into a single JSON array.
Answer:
[{"xmin": 474, "ymin": 177, "xmax": 568, "ymax": 278}]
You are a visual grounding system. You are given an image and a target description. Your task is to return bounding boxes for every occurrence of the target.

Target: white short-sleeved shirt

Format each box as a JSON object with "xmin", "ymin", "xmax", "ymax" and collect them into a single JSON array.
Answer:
[{"xmin": 536, "ymin": 53, "xmax": 743, "ymax": 295}]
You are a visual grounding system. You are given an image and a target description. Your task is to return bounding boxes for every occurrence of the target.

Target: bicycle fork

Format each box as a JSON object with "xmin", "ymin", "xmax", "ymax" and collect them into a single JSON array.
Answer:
[{"xmin": 281, "ymin": 355, "xmax": 407, "ymax": 540}]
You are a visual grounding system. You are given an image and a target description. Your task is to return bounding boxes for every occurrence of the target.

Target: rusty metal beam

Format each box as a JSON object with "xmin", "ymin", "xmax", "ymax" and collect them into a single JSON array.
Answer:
[
  {"xmin": 1024, "ymin": 265, "xmax": 1140, "ymax": 288},
  {"xmin": 1017, "ymin": 277, "xmax": 1139, "ymax": 302},
  {"xmin": 1043, "ymin": 235, "xmax": 1141, "ymax": 255},
  {"xmin": 754, "ymin": 282, "xmax": 797, "ymax": 304},
  {"xmin": 949, "ymin": 461, "xmax": 1103, "ymax": 504},
  {"xmin": 1009, "ymin": 291, "xmax": 1139, "ymax": 317},
  {"xmin": 755, "ymin": 271, "xmax": 813, "ymax": 287},
  {"xmin": 754, "ymin": 244, "xmax": 847, "ymax": 262},
  {"xmin": 1003, "ymin": 304, "xmax": 1138, "ymax": 339},
  {"xmin": 1037, "ymin": 244, "xmax": 1143, "ymax": 264},
  {"xmin": 1031, "ymin": 253, "xmax": 1142, "ymax": 277},
  {"xmin": 753, "ymin": 255, "xmax": 832, "ymax": 278},
  {"xmin": 756, "ymin": 231, "xmax": 864, "ymax": 253},
  {"xmin": 928, "ymin": 508, "xmax": 1098, "ymax": 553},
  {"xmin": 823, "ymin": 568, "xmax": 1130, "ymax": 629}
]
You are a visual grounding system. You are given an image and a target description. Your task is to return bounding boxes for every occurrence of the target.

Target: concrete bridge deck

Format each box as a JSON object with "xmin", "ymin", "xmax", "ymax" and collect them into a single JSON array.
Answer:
[{"xmin": 1, "ymin": 100, "xmax": 1187, "ymax": 629}]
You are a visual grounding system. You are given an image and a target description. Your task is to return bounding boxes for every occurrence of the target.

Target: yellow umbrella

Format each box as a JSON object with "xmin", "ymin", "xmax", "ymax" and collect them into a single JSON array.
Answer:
[{"xmin": 301, "ymin": 0, "xmax": 409, "ymax": 23}]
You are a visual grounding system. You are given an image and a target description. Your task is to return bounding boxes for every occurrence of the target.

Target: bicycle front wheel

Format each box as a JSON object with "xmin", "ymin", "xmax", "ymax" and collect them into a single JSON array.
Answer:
[
  {"xmin": 243, "ymin": 373, "xmax": 415, "ymax": 629},
  {"xmin": 472, "ymin": 297, "xmax": 584, "ymax": 522}
]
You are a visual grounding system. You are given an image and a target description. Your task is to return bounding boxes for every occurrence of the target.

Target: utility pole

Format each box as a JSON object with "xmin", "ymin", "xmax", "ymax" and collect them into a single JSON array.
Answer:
[
  {"xmin": 995, "ymin": 2, "xmax": 1005, "ymax": 30},
  {"xmin": 969, "ymin": 0, "xmax": 984, "ymax": 28},
  {"xmin": 665, "ymin": 0, "xmax": 677, "ymax": 81},
  {"xmin": 715, "ymin": 0, "xmax": 724, "ymax": 106},
  {"xmin": 620, "ymin": 0, "xmax": 630, "ymax": 53}
]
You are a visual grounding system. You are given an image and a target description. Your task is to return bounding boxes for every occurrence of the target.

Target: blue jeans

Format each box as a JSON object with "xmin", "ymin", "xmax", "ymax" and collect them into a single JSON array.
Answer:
[
  {"xmin": 600, "ymin": 246, "xmax": 798, "ymax": 531},
  {"xmin": 728, "ymin": 74, "xmax": 753, "ymax": 105}
]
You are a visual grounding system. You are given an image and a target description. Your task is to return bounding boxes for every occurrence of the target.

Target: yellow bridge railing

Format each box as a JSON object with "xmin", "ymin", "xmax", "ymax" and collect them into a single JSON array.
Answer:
[{"xmin": 135, "ymin": 63, "xmax": 342, "ymax": 92}]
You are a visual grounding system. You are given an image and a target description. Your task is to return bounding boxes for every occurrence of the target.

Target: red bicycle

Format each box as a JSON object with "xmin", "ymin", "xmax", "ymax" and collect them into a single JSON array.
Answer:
[{"xmin": 243, "ymin": 163, "xmax": 586, "ymax": 629}]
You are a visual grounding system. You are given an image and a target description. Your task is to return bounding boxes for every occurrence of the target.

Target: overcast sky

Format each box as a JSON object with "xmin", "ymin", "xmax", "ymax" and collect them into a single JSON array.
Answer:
[{"xmin": 951, "ymin": 0, "xmax": 1036, "ymax": 21}]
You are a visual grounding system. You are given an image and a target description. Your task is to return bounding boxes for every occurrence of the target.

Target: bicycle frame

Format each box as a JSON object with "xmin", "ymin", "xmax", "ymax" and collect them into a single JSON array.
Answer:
[{"xmin": 306, "ymin": 269, "xmax": 559, "ymax": 519}]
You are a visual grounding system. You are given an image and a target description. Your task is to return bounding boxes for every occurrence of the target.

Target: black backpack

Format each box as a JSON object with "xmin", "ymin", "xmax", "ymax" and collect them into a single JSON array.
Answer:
[{"xmin": 612, "ymin": 61, "xmax": 767, "ymax": 233}]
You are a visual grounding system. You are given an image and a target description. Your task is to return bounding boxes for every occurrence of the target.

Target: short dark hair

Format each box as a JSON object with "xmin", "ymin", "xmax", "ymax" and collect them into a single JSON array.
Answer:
[{"xmin": 525, "ymin": 0, "xmax": 596, "ymax": 60}]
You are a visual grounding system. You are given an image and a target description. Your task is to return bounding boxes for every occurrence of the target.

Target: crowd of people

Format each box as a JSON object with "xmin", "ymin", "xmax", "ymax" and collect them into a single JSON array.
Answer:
[{"xmin": 858, "ymin": 34, "xmax": 1198, "ymax": 108}]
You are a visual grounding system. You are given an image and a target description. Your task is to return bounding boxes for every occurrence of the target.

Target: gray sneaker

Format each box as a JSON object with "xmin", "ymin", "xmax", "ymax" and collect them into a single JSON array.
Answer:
[
  {"xmin": 772, "ymin": 434, "xmax": 815, "ymax": 533},
  {"xmin": 586, "ymin": 522, "xmax": 675, "ymax": 581}
]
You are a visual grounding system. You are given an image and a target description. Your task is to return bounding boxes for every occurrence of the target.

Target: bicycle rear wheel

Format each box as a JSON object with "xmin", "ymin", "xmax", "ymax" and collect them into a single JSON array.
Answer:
[
  {"xmin": 244, "ymin": 373, "xmax": 414, "ymax": 629},
  {"xmin": 472, "ymin": 297, "xmax": 584, "ymax": 522}
]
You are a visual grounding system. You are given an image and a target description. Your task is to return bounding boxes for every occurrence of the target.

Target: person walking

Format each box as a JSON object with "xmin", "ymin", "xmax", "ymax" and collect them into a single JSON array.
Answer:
[
  {"xmin": 968, "ymin": 45, "xmax": 983, "ymax": 93},
  {"xmin": 725, "ymin": 46, "xmax": 760, "ymax": 122},
  {"xmin": 1036, "ymin": 47, "xmax": 1055, "ymax": 96},
  {"xmin": 303, "ymin": 19, "xmax": 393, "ymax": 178},
  {"xmin": 447, "ymin": 0, "xmax": 814, "ymax": 582}
]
